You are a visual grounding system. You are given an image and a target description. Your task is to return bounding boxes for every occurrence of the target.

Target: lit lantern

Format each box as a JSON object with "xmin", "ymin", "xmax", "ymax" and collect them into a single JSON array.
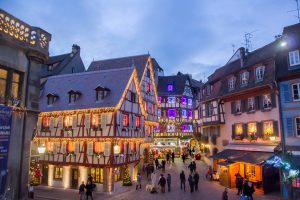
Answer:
[
  {"xmin": 68, "ymin": 141, "xmax": 75, "ymax": 152},
  {"xmin": 94, "ymin": 142, "xmax": 103, "ymax": 153},
  {"xmin": 92, "ymin": 114, "xmax": 98, "ymax": 127},
  {"xmin": 38, "ymin": 143, "xmax": 46, "ymax": 154},
  {"xmin": 114, "ymin": 145, "xmax": 120, "ymax": 155},
  {"xmin": 64, "ymin": 116, "xmax": 70, "ymax": 127}
]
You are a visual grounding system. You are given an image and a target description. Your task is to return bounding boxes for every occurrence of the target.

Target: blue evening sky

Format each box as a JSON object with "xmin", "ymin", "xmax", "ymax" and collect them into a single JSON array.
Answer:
[{"xmin": 1, "ymin": 0, "xmax": 298, "ymax": 81}]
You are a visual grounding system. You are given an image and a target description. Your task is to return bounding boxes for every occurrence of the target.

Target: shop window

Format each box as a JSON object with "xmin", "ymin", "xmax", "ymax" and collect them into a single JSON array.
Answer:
[
  {"xmin": 292, "ymin": 83, "xmax": 300, "ymax": 101},
  {"xmin": 289, "ymin": 50, "xmax": 300, "ymax": 66},
  {"xmin": 0, "ymin": 68, "xmax": 7, "ymax": 102},
  {"xmin": 136, "ymin": 116, "xmax": 140, "ymax": 128},
  {"xmin": 247, "ymin": 123, "xmax": 257, "ymax": 137},
  {"xmin": 245, "ymin": 164, "xmax": 256, "ymax": 179},
  {"xmin": 263, "ymin": 94, "xmax": 272, "ymax": 109},
  {"xmin": 263, "ymin": 121, "xmax": 273, "ymax": 136},
  {"xmin": 90, "ymin": 168, "xmax": 104, "ymax": 183},
  {"xmin": 54, "ymin": 167, "xmax": 63, "ymax": 180},
  {"xmin": 255, "ymin": 66, "xmax": 265, "ymax": 82},
  {"xmin": 122, "ymin": 114, "xmax": 129, "ymax": 127}
]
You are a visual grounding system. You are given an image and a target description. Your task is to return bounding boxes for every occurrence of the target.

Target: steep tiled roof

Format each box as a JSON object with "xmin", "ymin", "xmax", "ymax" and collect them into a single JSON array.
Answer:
[
  {"xmin": 87, "ymin": 54, "xmax": 150, "ymax": 82},
  {"xmin": 40, "ymin": 67, "xmax": 134, "ymax": 112},
  {"xmin": 151, "ymin": 58, "xmax": 163, "ymax": 72},
  {"xmin": 158, "ymin": 74, "xmax": 189, "ymax": 96}
]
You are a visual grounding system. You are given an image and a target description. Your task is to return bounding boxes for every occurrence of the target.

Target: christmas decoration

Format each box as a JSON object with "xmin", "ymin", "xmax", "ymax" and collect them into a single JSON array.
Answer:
[
  {"xmin": 122, "ymin": 165, "xmax": 132, "ymax": 186},
  {"xmin": 29, "ymin": 160, "xmax": 41, "ymax": 186}
]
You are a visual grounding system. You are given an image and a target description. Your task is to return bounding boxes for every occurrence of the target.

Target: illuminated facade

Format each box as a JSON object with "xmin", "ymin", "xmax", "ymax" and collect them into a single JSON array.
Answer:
[{"xmin": 33, "ymin": 68, "xmax": 148, "ymax": 192}]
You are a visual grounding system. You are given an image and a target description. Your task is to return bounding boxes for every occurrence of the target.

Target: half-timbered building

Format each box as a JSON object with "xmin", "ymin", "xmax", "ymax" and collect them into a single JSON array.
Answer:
[
  {"xmin": 32, "ymin": 67, "xmax": 147, "ymax": 192},
  {"xmin": 154, "ymin": 73, "xmax": 201, "ymax": 156}
]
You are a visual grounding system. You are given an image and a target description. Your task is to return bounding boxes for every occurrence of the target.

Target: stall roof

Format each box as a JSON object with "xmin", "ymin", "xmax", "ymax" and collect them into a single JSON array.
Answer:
[{"xmin": 210, "ymin": 149, "xmax": 274, "ymax": 165}]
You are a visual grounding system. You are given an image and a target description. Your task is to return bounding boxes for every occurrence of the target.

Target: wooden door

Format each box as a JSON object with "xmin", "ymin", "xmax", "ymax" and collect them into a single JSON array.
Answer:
[
  {"xmin": 229, "ymin": 163, "xmax": 240, "ymax": 188},
  {"xmin": 41, "ymin": 165, "xmax": 48, "ymax": 185},
  {"xmin": 71, "ymin": 168, "xmax": 79, "ymax": 189}
]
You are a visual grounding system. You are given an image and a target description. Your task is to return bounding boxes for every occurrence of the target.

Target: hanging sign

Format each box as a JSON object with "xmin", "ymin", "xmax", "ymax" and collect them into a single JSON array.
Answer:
[{"xmin": 0, "ymin": 105, "xmax": 12, "ymax": 196}]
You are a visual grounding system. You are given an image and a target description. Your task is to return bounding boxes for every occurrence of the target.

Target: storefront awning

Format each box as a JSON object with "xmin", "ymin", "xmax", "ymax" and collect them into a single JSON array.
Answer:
[{"xmin": 210, "ymin": 149, "xmax": 274, "ymax": 165}]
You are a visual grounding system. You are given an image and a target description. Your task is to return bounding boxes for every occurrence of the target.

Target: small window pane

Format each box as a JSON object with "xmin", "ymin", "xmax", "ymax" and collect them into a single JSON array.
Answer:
[{"xmin": 0, "ymin": 69, "xmax": 8, "ymax": 79}]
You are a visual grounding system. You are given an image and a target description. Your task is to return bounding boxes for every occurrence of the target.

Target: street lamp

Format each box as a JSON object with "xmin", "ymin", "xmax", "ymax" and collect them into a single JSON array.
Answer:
[
  {"xmin": 280, "ymin": 41, "xmax": 287, "ymax": 47},
  {"xmin": 37, "ymin": 143, "xmax": 46, "ymax": 154}
]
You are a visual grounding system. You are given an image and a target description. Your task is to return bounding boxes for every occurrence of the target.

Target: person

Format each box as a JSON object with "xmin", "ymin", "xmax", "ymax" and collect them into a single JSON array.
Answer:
[
  {"xmin": 248, "ymin": 181, "xmax": 255, "ymax": 200},
  {"xmin": 188, "ymin": 162, "xmax": 194, "ymax": 174},
  {"xmin": 88, "ymin": 174, "xmax": 93, "ymax": 184},
  {"xmin": 146, "ymin": 164, "xmax": 152, "ymax": 180},
  {"xmin": 166, "ymin": 153, "xmax": 170, "ymax": 164},
  {"xmin": 151, "ymin": 171, "xmax": 157, "ymax": 186},
  {"xmin": 180, "ymin": 170, "xmax": 186, "ymax": 191},
  {"xmin": 188, "ymin": 174, "xmax": 194, "ymax": 193},
  {"xmin": 192, "ymin": 161, "xmax": 197, "ymax": 172},
  {"xmin": 235, "ymin": 172, "xmax": 243, "ymax": 195},
  {"xmin": 28, "ymin": 184, "xmax": 34, "ymax": 199},
  {"xmin": 189, "ymin": 148, "xmax": 192, "ymax": 157},
  {"xmin": 79, "ymin": 181, "xmax": 85, "ymax": 200},
  {"xmin": 193, "ymin": 171, "xmax": 199, "ymax": 191},
  {"xmin": 243, "ymin": 179, "xmax": 250, "ymax": 198},
  {"xmin": 206, "ymin": 166, "xmax": 213, "ymax": 181},
  {"xmin": 136, "ymin": 173, "xmax": 142, "ymax": 190},
  {"xmin": 161, "ymin": 160, "xmax": 166, "ymax": 172},
  {"xmin": 181, "ymin": 154, "xmax": 186, "ymax": 163},
  {"xmin": 85, "ymin": 181, "xmax": 94, "ymax": 200},
  {"xmin": 155, "ymin": 158, "xmax": 159, "ymax": 170},
  {"xmin": 222, "ymin": 188, "xmax": 228, "ymax": 200},
  {"xmin": 158, "ymin": 174, "xmax": 166, "ymax": 193},
  {"xmin": 171, "ymin": 152, "xmax": 175, "ymax": 163},
  {"xmin": 167, "ymin": 174, "xmax": 171, "ymax": 192}
]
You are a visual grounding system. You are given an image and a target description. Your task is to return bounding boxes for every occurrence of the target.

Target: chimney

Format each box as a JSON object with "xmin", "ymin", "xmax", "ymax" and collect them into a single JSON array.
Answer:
[
  {"xmin": 239, "ymin": 47, "xmax": 246, "ymax": 68},
  {"xmin": 72, "ymin": 44, "xmax": 80, "ymax": 55}
]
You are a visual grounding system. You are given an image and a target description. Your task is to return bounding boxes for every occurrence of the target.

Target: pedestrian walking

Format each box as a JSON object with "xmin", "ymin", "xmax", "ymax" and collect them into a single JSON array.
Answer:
[
  {"xmin": 206, "ymin": 166, "xmax": 213, "ymax": 181},
  {"xmin": 28, "ymin": 184, "xmax": 34, "ymax": 199},
  {"xmin": 85, "ymin": 181, "xmax": 94, "ymax": 200},
  {"xmin": 222, "ymin": 188, "xmax": 228, "ymax": 200},
  {"xmin": 192, "ymin": 160, "xmax": 197, "ymax": 172},
  {"xmin": 181, "ymin": 154, "xmax": 186, "ymax": 163},
  {"xmin": 161, "ymin": 160, "xmax": 166, "ymax": 172},
  {"xmin": 79, "ymin": 181, "xmax": 85, "ymax": 200},
  {"xmin": 151, "ymin": 171, "xmax": 157, "ymax": 186},
  {"xmin": 136, "ymin": 173, "xmax": 142, "ymax": 190},
  {"xmin": 188, "ymin": 162, "xmax": 194, "ymax": 174},
  {"xmin": 235, "ymin": 172, "xmax": 243, "ymax": 195},
  {"xmin": 193, "ymin": 171, "xmax": 199, "ymax": 191},
  {"xmin": 166, "ymin": 153, "xmax": 170, "ymax": 164},
  {"xmin": 88, "ymin": 174, "xmax": 93, "ymax": 184},
  {"xmin": 171, "ymin": 152, "xmax": 175, "ymax": 163},
  {"xmin": 158, "ymin": 174, "xmax": 166, "ymax": 193},
  {"xmin": 248, "ymin": 181, "xmax": 255, "ymax": 200},
  {"xmin": 155, "ymin": 158, "xmax": 159, "ymax": 170},
  {"xmin": 180, "ymin": 170, "xmax": 186, "ymax": 192},
  {"xmin": 167, "ymin": 174, "xmax": 171, "ymax": 192},
  {"xmin": 188, "ymin": 174, "xmax": 195, "ymax": 193},
  {"xmin": 146, "ymin": 164, "xmax": 152, "ymax": 180}
]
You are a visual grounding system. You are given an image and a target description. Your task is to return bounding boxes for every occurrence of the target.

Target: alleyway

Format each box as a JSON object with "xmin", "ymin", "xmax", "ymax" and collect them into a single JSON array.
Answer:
[{"xmin": 35, "ymin": 157, "xmax": 281, "ymax": 200}]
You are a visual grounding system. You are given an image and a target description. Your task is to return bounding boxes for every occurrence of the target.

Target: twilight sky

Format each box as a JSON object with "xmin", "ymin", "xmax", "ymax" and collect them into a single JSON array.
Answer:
[{"xmin": 1, "ymin": 0, "xmax": 298, "ymax": 80}]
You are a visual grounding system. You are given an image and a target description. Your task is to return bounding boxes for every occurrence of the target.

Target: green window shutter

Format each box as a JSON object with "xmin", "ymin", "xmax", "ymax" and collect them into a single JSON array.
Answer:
[
  {"xmin": 280, "ymin": 84, "xmax": 291, "ymax": 103},
  {"xmin": 273, "ymin": 121, "xmax": 279, "ymax": 137},
  {"xmin": 286, "ymin": 118, "xmax": 294, "ymax": 137},
  {"xmin": 231, "ymin": 124, "xmax": 236, "ymax": 139}
]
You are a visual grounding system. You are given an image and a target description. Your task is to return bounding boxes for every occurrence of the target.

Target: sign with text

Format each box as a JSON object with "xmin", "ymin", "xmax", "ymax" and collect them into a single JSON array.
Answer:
[{"xmin": 0, "ymin": 105, "xmax": 12, "ymax": 196}]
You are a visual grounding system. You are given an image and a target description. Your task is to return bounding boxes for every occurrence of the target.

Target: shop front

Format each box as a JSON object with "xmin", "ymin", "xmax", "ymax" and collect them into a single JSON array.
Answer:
[{"xmin": 211, "ymin": 149, "xmax": 280, "ymax": 194}]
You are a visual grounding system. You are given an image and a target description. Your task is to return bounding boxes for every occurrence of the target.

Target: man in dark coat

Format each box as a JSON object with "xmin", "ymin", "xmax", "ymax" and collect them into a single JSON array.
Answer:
[
  {"xmin": 167, "ymin": 174, "xmax": 171, "ymax": 192},
  {"xmin": 171, "ymin": 152, "xmax": 175, "ymax": 163},
  {"xmin": 180, "ymin": 170, "xmax": 186, "ymax": 191},
  {"xmin": 155, "ymin": 158, "xmax": 159, "ymax": 169},
  {"xmin": 158, "ymin": 174, "xmax": 166, "ymax": 193},
  {"xmin": 193, "ymin": 171, "xmax": 199, "ymax": 191},
  {"xmin": 188, "ymin": 174, "xmax": 194, "ymax": 193},
  {"xmin": 85, "ymin": 181, "xmax": 94, "ymax": 200},
  {"xmin": 161, "ymin": 160, "xmax": 166, "ymax": 172}
]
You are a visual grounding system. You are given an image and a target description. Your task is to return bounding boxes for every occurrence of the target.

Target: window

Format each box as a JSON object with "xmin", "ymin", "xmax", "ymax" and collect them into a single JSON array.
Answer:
[
  {"xmin": 248, "ymin": 97, "xmax": 255, "ymax": 111},
  {"xmin": 167, "ymin": 124, "xmax": 176, "ymax": 132},
  {"xmin": 42, "ymin": 117, "xmax": 50, "ymax": 130},
  {"xmin": 240, "ymin": 71, "xmax": 249, "ymax": 86},
  {"xmin": 136, "ymin": 116, "xmax": 140, "ymax": 127},
  {"xmin": 11, "ymin": 72, "xmax": 20, "ymax": 98},
  {"xmin": 0, "ymin": 68, "xmax": 8, "ymax": 101},
  {"xmin": 91, "ymin": 114, "xmax": 99, "ymax": 127},
  {"xmin": 90, "ymin": 168, "xmax": 104, "ymax": 183},
  {"xmin": 48, "ymin": 65, "xmax": 53, "ymax": 71},
  {"xmin": 188, "ymin": 98, "xmax": 192, "ymax": 106},
  {"xmin": 146, "ymin": 83, "xmax": 151, "ymax": 93},
  {"xmin": 152, "ymin": 104, "xmax": 155, "ymax": 114},
  {"xmin": 188, "ymin": 110, "xmax": 193, "ymax": 119},
  {"xmin": 146, "ymin": 68, "xmax": 150, "ymax": 78},
  {"xmin": 263, "ymin": 121, "xmax": 273, "ymax": 136},
  {"xmin": 289, "ymin": 50, "xmax": 300, "ymax": 66},
  {"xmin": 228, "ymin": 77, "xmax": 236, "ymax": 90},
  {"xmin": 292, "ymin": 83, "xmax": 300, "ymax": 101},
  {"xmin": 167, "ymin": 84, "xmax": 173, "ymax": 92},
  {"xmin": 235, "ymin": 124, "xmax": 243, "ymax": 135},
  {"xmin": 182, "ymin": 109, "xmax": 187, "ymax": 118},
  {"xmin": 157, "ymin": 109, "xmax": 161, "ymax": 118},
  {"xmin": 207, "ymin": 103, "xmax": 214, "ymax": 116},
  {"xmin": 48, "ymin": 96, "xmax": 54, "ymax": 105},
  {"xmin": 158, "ymin": 96, "xmax": 162, "ymax": 103},
  {"xmin": 181, "ymin": 96, "xmax": 187, "ymax": 105},
  {"xmin": 167, "ymin": 97, "xmax": 176, "ymax": 104},
  {"xmin": 122, "ymin": 114, "xmax": 129, "ymax": 127},
  {"xmin": 69, "ymin": 93, "xmax": 77, "ymax": 103},
  {"xmin": 144, "ymin": 102, "xmax": 148, "ymax": 111},
  {"xmin": 96, "ymin": 90, "xmax": 105, "ymax": 101},
  {"xmin": 247, "ymin": 123, "xmax": 257, "ymax": 136},
  {"xmin": 64, "ymin": 116, "xmax": 72, "ymax": 128},
  {"xmin": 130, "ymin": 92, "xmax": 136, "ymax": 103},
  {"xmin": 296, "ymin": 117, "xmax": 300, "ymax": 137},
  {"xmin": 168, "ymin": 109, "xmax": 176, "ymax": 118},
  {"xmin": 54, "ymin": 167, "xmax": 63, "ymax": 180},
  {"xmin": 235, "ymin": 100, "xmax": 241, "ymax": 113},
  {"xmin": 114, "ymin": 167, "xmax": 121, "ymax": 182},
  {"xmin": 263, "ymin": 94, "xmax": 272, "ymax": 109},
  {"xmin": 255, "ymin": 66, "xmax": 265, "ymax": 82}
]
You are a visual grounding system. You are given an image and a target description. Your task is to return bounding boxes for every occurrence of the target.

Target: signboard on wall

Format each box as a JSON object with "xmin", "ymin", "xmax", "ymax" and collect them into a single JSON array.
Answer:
[{"xmin": 0, "ymin": 105, "xmax": 12, "ymax": 196}]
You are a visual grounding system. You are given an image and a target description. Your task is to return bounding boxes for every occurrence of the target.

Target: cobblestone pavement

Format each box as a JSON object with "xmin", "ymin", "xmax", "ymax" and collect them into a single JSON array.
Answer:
[{"xmin": 35, "ymin": 158, "xmax": 282, "ymax": 200}]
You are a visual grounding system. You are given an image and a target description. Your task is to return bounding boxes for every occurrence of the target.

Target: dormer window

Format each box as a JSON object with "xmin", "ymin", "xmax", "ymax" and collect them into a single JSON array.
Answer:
[
  {"xmin": 167, "ymin": 84, "xmax": 173, "ymax": 92},
  {"xmin": 68, "ymin": 90, "xmax": 81, "ymax": 104},
  {"xmin": 255, "ymin": 66, "xmax": 265, "ymax": 82},
  {"xmin": 240, "ymin": 71, "xmax": 249, "ymax": 86},
  {"xmin": 289, "ymin": 50, "xmax": 300, "ymax": 66},
  {"xmin": 47, "ymin": 93, "xmax": 59, "ymax": 106},
  {"xmin": 95, "ymin": 86, "xmax": 110, "ymax": 102},
  {"xmin": 228, "ymin": 77, "xmax": 236, "ymax": 91}
]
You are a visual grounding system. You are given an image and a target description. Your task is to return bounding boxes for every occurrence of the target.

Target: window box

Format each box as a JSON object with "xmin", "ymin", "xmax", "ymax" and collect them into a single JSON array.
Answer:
[
  {"xmin": 234, "ymin": 134, "xmax": 244, "ymax": 140},
  {"xmin": 249, "ymin": 134, "xmax": 258, "ymax": 141}
]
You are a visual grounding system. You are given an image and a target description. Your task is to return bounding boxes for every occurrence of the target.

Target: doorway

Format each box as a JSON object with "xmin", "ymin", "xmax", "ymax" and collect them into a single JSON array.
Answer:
[
  {"xmin": 41, "ymin": 165, "xmax": 48, "ymax": 185},
  {"xmin": 71, "ymin": 168, "xmax": 79, "ymax": 189}
]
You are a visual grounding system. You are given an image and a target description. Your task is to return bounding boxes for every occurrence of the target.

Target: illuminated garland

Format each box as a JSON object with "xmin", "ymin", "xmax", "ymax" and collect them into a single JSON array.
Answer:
[
  {"xmin": 33, "ymin": 137, "xmax": 145, "ymax": 143},
  {"xmin": 40, "ymin": 107, "xmax": 115, "ymax": 117}
]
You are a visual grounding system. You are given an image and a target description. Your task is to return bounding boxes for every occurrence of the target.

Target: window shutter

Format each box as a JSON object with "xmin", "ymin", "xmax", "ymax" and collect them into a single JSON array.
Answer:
[
  {"xmin": 133, "ymin": 115, "xmax": 136, "ymax": 129},
  {"xmin": 242, "ymin": 123, "xmax": 248, "ymax": 138},
  {"xmin": 141, "ymin": 116, "xmax": 144, "ymax": 130},
  {"xmin": 124, "ymin": 143, "xmax": 128, "ymax": 154},
  {"xmin": 53, "ymin": 143, "xmax": 57, "ymax": 154},
  {"xmin": 104, "ymin": 142, "xmax": 111, "ymax": 156},
  {"xmin": 101, "ymin": 113, "xmax": 107, "ymax": 129},
  {"xmin": 231, "ymin": 124, "xmax": 235, "ymax": 139},
  {"xmin": 231, "ymin": 101, "xmax": 235, "ymax": 114},
  {"xmin": 61, "ymin": 142, "xmax": 67, "ymax": 154},
  {"xmin": 74, "ymin": 142, "xmax": 80, "ymax": 154},
  {"xmin": 281, "ymin": 84, "xmax": 291, "ymax": 103},
  {"xmin": 119, "ymin": 112, "xmax": 123, "ymax": 129},
  {"xmin": 260, "ymin": 95, "xmax": 264, "ymax": 110},
  {"xmin": 241, "ymin": 99, "xmax": 247, "ymax": 112},
  {"xmin": 58, "ymin": 116, "xmax": 63, "ymax": 129},
  {"xmin": 271, "ymin": 93, "xmax": 277, "ymax": 108},
  {"xmin": 286, "ymin": 118, "xmax": 294, "ymax": 137},
  {"xmin": 87, "ymin": 142, "xmax": 94, "ymax": 156},
  {"xmin": 255, "ymin": 96, "xmax": 260, "ymax": 110},
  {"xmin": 37, "ymin": 117, "xmax": 42, "ymax": 131},
  {"xmin": 50, "ymin": 117, "xmax": 55, "ymax": 130},
  {"xmin": 257, "ymin": 122, "xmax": 263, "ymax": 138},
  {"xmin": 72, "ymin": 115, "xmax": 77, "ymax": 129},
  {"xmin": 273, "ymin": 121, "xmax": 279, "ymax": 137},
  {"xmin": 85, "ymin": 114, "xmax": 90, "ymax": 129}
]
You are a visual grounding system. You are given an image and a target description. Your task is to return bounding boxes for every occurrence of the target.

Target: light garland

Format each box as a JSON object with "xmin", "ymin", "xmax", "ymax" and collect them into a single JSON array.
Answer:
[
  {"xmin": 33, "ymin": 137, "xmax": 145, "ymax": 143},
  {"xmin": 39, "ymin": 107, "xmax": 115, "ymax": 117}
]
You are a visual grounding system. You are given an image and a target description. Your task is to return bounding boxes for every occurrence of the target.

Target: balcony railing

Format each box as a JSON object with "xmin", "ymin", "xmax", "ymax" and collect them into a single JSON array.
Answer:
[{"xmin": 0, "ymin": 9, "xmax": 51, "ymax": 58}]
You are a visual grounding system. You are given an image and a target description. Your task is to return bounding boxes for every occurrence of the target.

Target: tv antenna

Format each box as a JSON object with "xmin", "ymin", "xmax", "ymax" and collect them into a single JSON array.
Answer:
[
  {"xmin": 231, "ymin": 44, "xmax": 235, "ymax": 54},
  {"xmin": 287, "ymin": 0, "xmax": 300, "ymax": 22},
  {"xmin": 242, "ymin": 30, "xmax": 258, "ymax": 52}
]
